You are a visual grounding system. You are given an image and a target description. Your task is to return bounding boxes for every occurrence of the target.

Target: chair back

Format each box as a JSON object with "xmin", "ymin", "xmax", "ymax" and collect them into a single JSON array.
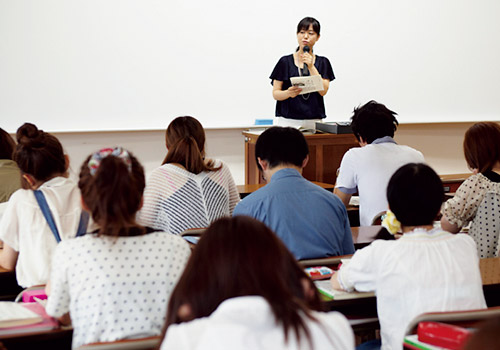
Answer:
[
  {"xmin": 76, "ymin": 336, "xmax": 161, "ymax": 350},
  {"xmin": 298, "ymin": 254, "xmax": 353, "ymax": 268},
  {"xmin": 470, "ymin": 191, "xmax": 500, "ymax": 258}
]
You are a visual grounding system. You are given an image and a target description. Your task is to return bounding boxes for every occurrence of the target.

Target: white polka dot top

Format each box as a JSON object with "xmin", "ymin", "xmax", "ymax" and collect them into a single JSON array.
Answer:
[{"xmin": 45, "ymin": 231, "xmax": 191, "ymax": 349}]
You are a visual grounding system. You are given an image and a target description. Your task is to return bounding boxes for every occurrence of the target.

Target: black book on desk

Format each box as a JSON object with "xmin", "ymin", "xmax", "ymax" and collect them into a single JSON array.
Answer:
[{"xmin": 315, "ymin": 122, "xmax": 353, "ymax": 134}]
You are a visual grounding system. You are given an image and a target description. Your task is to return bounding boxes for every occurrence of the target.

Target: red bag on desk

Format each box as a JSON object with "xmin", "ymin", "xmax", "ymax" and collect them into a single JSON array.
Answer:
[{"xmin": 417, "ymin": 322, "xmax": 471, "ymax": 350}]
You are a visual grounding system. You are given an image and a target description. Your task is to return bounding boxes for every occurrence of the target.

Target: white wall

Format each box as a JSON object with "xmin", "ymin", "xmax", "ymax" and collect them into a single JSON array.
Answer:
[
  {"xmin": 54, "ymin": 123, "xmax": 473, "ymax": 186},
  {"xmin": 2, "ymin": 0, "xmax": 500, "ymax": 132}
]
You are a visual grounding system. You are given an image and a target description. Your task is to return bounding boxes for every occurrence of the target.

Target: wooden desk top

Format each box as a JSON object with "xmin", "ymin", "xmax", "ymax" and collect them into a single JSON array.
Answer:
[
  {"xmin": 439, "ymin": 173, "xmax": 472, "ymax": 183},
  {"xmin": 237, "ymin": 181, "xmax": 335, "ymax": 198}
]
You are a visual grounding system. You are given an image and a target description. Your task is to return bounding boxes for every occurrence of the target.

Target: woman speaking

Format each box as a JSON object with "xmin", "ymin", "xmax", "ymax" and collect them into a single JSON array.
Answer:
[{"xmin": 270, "ymin": 17, "xmax": 335, "ymax": 130}]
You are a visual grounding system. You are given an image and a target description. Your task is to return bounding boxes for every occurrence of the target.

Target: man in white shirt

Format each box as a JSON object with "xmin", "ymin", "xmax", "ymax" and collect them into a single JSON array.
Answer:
[{"xmin": 334, "ymin": 101, "xmax": 425, "ymax": 226}]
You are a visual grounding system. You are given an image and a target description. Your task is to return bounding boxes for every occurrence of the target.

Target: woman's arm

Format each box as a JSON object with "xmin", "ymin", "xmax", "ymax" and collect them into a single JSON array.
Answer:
[
  {"xmin": 302, "ymin": 52, "xmax": 330, "ymax": 96},
  {"xmin": 272, "ymin": 80, "xmax": 302, "ymax": 101},
  {"xmin": 440, "ymin": 215, "xmax": 461, "ymax": 233},
  {"xmin": 0, "ymin": 243, "xmax": 18, "ymax": 271}
]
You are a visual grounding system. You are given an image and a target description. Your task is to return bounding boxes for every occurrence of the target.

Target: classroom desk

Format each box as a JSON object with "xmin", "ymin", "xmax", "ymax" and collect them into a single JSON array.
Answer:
[{"xmin": 0, "ymin": 327, "xmax": 73, "ymax": 350}]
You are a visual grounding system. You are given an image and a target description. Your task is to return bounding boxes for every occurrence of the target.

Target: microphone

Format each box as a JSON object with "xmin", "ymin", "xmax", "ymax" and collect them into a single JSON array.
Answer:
[{"xmin": 302, "ymin": 46, "xmax": 310, "ymax": 76}]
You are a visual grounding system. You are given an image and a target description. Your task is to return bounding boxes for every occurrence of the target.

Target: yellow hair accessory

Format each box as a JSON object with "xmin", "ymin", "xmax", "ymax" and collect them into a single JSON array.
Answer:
[{"xmin": 381, "ymin": 210, "xmax": 402, "ymax": 235}]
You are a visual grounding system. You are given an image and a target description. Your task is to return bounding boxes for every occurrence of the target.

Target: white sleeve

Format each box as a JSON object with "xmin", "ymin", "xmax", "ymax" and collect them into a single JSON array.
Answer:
[
  {"xmin": 338, "ymin": 243, "xmax": 379, "ymax": 292},
  {"xmin": 45, "ymin": 242, "xmax": 71, "ymax": 318},
  {"xmin": 160, "ymin": 324, "xmax": 191, "ymax": 350},
  {"xmin": 0, "ymin": 193, "xmax": 21, "ymax": 251},
  {"xmin": 335, "ymin": 150, "xmax": 358, "ymax": 192},
  {"xmin": 220, "ymin": 163, "xmax": 240, "ymax": 215}
]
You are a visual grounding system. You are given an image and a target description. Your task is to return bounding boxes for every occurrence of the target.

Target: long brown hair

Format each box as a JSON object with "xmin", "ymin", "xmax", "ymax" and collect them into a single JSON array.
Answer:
[
  {"xmin": 13, "ymin": 123, "xmax": 66, "ymax": 184},
  {"xmin": 161, "ymin": 216, "xmax": 323, "ymax": 347},
  {"xmin": 463, "ymin": 122, "xmax": 500, "ymax": 173},
  {"xmin": 163, "ymin": 116, "xmax": 221, "ymax": 174},
  {"xmin": 79, "ymin": 148, "xmax": 145, "ymax": 237}
]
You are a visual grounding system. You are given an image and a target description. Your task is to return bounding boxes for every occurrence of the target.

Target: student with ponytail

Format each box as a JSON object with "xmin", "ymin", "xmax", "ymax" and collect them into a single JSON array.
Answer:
[
  {"xmin": 138, "ymin": 116, "xmax": 239, "ymax": 235},
  {"xmin": 45, "ymin": 147, "xmax": 190, "ymax": 349},
  {"xmin": 0, "ymin": 123, "xmax": 84, "ymax": 288}
]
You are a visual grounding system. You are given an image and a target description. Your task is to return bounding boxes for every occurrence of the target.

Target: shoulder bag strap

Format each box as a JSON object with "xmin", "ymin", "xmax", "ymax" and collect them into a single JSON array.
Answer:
[
  {"xmin": 33, "ymin": 190, "xmax": 62, "ymax": 243},
  {"xmin": 76, "ymin": 211, "xmax": 89, "ymax": 237}
]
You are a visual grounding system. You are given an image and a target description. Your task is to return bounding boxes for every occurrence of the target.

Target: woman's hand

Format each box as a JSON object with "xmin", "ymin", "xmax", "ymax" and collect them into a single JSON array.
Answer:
[
  {"xmin": 287, "ymin": 85, "xmax": 302, "ymax": 98},
  {"xmin": 301, "ymin": 51, "xmax": 314, "ymax": 68},
  {"xmin": 272, "ymin": 80, "xmax": 302, "ymax": 101}
]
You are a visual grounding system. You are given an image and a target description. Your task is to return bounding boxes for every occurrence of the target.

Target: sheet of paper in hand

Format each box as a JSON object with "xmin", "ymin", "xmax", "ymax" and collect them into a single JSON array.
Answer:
[{"xmin": 290, "ymin": 75, "xmax": 324, "ymax": 94}]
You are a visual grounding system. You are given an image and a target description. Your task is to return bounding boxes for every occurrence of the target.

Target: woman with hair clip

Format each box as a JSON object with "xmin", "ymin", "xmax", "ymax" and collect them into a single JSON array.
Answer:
[
  {"xmin": 45, "ymin": 147, "xmax": 191, "ymax": 349},
  {"xmin": 0, "ymin": 127, "xmax": 21, "ymax": 202},
  {"xmin": 138, "ymin": 116, "xmax": 239, "ymax": 235},
  {"xmin": 441, "ymin": 122, "xmax": 500, "ymax": 258},
  {"xmin": 159, "ymin": 215, "xmax": 354, "ymax": 350},
  {"xmin": 331, "ymin": 163, "xmax": 486, "ymax": 350},
  {"xmin": 0, "ymin": 123, "xmax": 85, "ymax": 288}
]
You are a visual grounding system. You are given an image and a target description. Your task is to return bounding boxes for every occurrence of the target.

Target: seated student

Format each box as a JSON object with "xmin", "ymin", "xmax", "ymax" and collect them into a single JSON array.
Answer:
[
  {"xmin": 0, "ymin": 123, "xmax": 84, "ymax": 288},
  {"xmin": 334, "ymin": 101, "xmax": 425, "ymax": 226},
  {"xmin": 233, "ymin": 126, "xmax": 354, "ymax": 260},
  {"xmin": 46, "ymin": 147, "xmax": 191, "ymax": 349},
  {"xmin": 331, "ymin": 163, "xmax": 486, "ymax": 350},
  {"xmin": 441, "ymin": 122, "xmax": 500, "ymax": 258},
  {"xmin": 159, "ymin": 215, "xmax": 355, "ymax": 350},
  {"xmin": 0, "ymin": 128, "xmax": 21, "ymax": 203},
  {"xmin": 138, "ymin": 116, "xmax": 239, "ymax": 235}
]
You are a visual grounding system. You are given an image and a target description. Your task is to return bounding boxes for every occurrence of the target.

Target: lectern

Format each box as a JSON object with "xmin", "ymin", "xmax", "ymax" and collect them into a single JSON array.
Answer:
[{"xmin": 243, "ymin": 131, "xmax": 359, "ymax": 185}]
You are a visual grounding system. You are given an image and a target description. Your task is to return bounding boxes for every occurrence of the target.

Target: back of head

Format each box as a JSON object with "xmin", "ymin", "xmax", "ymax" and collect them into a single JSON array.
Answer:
[
  {"xmin": 0, "ymin": 128, "xmax": 16, "ymax": 160},
  {"xmin": 14, "ymin": 123, "xmax": 66, "ymax": 182},
  {"xmin": 350, "ymin": 100, "xmax": 399, "ymax": 144},
  {"xmin": 79, "ymin": 147, "xmax": 145, "ymax": 237},
  {"xmin": 165, "ymin": 216, "xmax": 321, "ymax": 340},
  {"xmin": 387, "ymin": 163, "xmax": 443, "ymax": 226},
  {"xmin": 255, "ymin": 127, "xmax": 309, "ymax": 170},
  {"xmin": 463, "ymin": 122, "xmax": 500, "ymax": 173},
  {"xmin": 163, "ymin": 116, "xmax": 219, "ymax": 174}
]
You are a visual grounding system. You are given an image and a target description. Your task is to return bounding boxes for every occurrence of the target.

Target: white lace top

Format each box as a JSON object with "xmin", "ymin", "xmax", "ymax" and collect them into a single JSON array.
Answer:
[{"xmin": 138, "ymin": 160, "xmax": 239, "ymax": 234}]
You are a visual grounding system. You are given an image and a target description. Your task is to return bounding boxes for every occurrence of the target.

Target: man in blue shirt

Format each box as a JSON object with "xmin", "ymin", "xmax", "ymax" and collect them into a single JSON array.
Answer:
[{"xmin": 233, "ymin": 127, "xmax": 354, "ymax": 259}]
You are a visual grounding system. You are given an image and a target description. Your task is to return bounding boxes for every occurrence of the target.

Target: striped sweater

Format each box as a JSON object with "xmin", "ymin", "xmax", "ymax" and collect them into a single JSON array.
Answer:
[{"xmin": 138, "ymin": 161, "xmax": 240, "ymax": 235}]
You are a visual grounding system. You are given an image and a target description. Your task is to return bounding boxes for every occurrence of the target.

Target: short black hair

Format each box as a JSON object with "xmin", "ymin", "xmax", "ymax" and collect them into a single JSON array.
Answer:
[
  {"xmin": 297, "ymin": 17, "xmax": 320, "ymax": 35},
  {"xmin": 387, "ymin": 163, "xmax": 443, "ymax": 226},
  {"xmin": 255, "ymin": 127, "xmax": 309, "ymax": 170},
  {"xmin": 350, "ymin": 100, "xmax": 399, "ymax": 144}
]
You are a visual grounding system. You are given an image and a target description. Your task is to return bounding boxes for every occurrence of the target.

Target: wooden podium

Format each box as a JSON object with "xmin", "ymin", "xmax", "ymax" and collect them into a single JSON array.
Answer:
[{"xmin": 243, "ymin": 131, "xmax": 359, "ymax": 185}]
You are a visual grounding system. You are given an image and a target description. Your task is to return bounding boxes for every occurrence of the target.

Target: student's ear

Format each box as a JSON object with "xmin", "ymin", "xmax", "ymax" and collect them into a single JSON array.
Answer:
[
  {"xmin": 257, "ymin": 157, "xmax": 269, "ymax": 172},
  {"xmin": 177, "ymin": 303, "xmax": 193, "ymax": 322},
  {"xmin": 301, "ymin": 155, "xmax": 309, "ymax": 169},
  {"xmin": 22, "ymin": 174, "xmax": 37, "ymax": 189},
  {"xmin": 358, "ymin": 136, "xmax": 368, "ymax": 147}
]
